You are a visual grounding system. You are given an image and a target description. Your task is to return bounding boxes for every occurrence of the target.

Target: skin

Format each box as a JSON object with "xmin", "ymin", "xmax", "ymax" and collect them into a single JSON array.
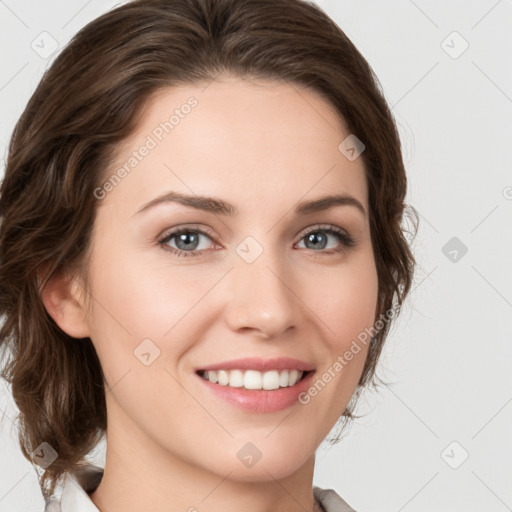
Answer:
[{"xmin": 42, "ymin": 74, "xmax": 378, "ymax": 512}]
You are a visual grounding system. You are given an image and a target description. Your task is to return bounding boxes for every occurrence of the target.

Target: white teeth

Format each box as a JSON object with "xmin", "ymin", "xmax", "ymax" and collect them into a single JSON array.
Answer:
[
  {"xmin": 217, "ymin": 370, "xmax": 229, "ymax": 386},
  {"xmin": 202, "ymin": 369, "xmax": 305, "ymax": 390}
]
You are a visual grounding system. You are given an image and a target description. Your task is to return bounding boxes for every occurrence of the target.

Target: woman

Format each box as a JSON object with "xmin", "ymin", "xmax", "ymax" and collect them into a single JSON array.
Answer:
[{"xmin": 0, "ymin": 1, "xmax": 418, "ymax": 511}]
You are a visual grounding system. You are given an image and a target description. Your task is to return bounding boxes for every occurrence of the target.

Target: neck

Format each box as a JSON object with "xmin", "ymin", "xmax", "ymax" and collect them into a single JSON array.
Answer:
[{"xmin": 89, "ymin": 401, "xmax": 319, "ymax": 512}]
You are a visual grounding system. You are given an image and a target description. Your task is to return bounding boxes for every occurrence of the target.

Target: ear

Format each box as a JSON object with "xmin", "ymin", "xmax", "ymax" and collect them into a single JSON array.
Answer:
[{"xmin": 40, "ymin": 268, "xmax": 91, "ymax": 339}]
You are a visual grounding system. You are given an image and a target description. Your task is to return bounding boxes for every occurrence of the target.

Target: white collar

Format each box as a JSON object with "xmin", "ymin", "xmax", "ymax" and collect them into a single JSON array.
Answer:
[{"xmin": 45, "ymin": 464, "xmax": 103, "ymax": 512}]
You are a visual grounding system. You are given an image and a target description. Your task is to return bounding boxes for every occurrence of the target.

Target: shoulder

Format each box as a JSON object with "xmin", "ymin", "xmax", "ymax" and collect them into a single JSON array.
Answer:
[{"xmin": 313, "ymin": 485, "xmax": 359, "ymax": 512}]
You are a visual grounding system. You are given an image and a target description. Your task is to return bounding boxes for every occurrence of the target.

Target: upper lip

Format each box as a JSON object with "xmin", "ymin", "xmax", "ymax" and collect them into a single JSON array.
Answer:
[{"xmin": 196, "ymin": 357, "xmax": 315, "ymax": 373}]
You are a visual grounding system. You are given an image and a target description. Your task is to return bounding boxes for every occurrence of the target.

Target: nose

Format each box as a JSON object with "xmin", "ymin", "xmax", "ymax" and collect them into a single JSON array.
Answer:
[{"xmin": 223, "ymin": 248, "xmax": 301, "ymax": 339}]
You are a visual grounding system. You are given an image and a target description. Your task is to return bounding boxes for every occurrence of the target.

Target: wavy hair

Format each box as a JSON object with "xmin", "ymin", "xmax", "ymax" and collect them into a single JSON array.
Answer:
[{"xmin": 0, "ymin": 0, "xmax": 418, "ymax": 498}]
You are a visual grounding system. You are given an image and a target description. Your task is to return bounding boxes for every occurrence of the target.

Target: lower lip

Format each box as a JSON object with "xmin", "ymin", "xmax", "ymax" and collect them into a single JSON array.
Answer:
[{"xmin": 195, "ymin": 371, "xmax": 315, "ymax": 413}]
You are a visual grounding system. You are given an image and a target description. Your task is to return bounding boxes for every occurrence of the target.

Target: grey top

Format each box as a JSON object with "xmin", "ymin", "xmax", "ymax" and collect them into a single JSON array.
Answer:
[{"xmin": 44, "ymin": 464, "xmax": 357, "ymax": 512}]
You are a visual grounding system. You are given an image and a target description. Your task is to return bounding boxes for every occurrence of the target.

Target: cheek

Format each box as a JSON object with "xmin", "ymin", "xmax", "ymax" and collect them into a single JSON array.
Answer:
[
  {"xmin": 304, "ymin": 251, "xmax": 379, "ymax": 344},
  {"xmin": 301, "ymin": 251, "xmax": 378, "ymax": 395},
  {"xmin": 84, "ymin": 242, "xmax": 220, "ymax": 376}
]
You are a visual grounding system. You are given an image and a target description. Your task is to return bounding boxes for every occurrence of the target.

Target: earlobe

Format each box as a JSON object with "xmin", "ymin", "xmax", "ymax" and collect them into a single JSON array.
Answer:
[{"xmin": 40, "ymin": 268, "xmax": 91, "ymax": 339}]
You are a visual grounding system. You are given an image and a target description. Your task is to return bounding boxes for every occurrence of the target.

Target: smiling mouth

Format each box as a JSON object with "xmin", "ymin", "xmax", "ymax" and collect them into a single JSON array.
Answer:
[{"xmin": 196, "ymin": 368, "xmax": 311, "ymax": 390}]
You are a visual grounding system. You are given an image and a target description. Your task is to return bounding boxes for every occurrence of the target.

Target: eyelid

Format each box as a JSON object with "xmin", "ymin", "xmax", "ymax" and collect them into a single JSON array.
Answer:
[
  {"xmin": 157, "ymin": 223, "xmax": 351, "ymax": 243},
  {"xmin": 157, "ymin": 223, "xmax": 217, "ymax": 242},
  {"xmin": 300, "ymin": 223, "xmax": 345, "ymax": 236}
]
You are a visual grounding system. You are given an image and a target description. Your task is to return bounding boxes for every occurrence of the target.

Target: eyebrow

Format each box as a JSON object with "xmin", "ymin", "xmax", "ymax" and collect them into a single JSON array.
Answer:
[{"xmin": 134, "ymin": 190, "xmax": 366, "ymax": 218}]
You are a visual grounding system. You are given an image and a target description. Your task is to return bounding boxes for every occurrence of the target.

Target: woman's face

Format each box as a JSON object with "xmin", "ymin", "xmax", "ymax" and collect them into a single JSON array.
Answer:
[{"xmin": 72, "ymin": 76, "xmax": 378, "ymax": 480}]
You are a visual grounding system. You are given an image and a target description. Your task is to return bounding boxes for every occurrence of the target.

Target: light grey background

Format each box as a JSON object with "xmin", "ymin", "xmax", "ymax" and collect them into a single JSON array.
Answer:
[{"xmin": 1, "ymin": 1, "xmax": 511, "ymax": 511}]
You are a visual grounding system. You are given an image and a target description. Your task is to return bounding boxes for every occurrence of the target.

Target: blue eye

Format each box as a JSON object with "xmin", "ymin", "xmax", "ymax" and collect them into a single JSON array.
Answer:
[
  {"xmin": 298, "ymin": 225, "xmax": 355, "ymax": 253},
  {"xmin": 158, "ymin": 228, "xmax": 214, "ymax": 257},
  {"xmin": 157, "ymin": 224, "xmax": 355, "ymax": 258}
]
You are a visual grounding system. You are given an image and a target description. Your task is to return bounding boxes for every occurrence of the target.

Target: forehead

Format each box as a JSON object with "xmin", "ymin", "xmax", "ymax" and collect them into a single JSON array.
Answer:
[{"xmin": 100, "ymin": 76, "xmax": 368, "ymax": 217}]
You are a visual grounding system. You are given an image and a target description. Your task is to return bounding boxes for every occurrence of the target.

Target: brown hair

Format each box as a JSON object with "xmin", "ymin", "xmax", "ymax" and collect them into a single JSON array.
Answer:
[{"xmin": 0, "ymin": 0, "xmax": 418, "ymax": 498}]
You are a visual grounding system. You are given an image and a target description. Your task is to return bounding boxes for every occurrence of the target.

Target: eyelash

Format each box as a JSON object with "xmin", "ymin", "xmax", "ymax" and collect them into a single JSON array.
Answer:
[{"xmin": 157, "ymin": 224, "xmax": 356, "ymax": 258}]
